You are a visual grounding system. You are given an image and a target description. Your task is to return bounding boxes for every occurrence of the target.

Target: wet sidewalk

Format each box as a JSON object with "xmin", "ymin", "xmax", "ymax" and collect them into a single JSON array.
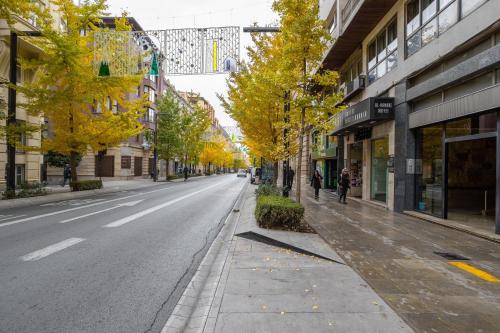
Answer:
[
  {"xmin": 302, "ymin": 186, "xmax": 500, "ymax": 333},
  {"xmin": 163, "ymin": 184, "xmax": 412, "ymax": 332}
]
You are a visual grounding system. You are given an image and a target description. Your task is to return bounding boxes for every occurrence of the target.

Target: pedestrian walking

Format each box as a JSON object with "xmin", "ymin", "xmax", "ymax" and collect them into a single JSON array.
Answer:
[
  {"xmin": 311, "ymin": 170, "xmax": 323, "ymax": 200},
  {"xmin": 61, "ymin": 163, "xmax": 71, "ymax": 187},
  {"xmin": 338, "ymin": 168, "xmax": 350, "ymax": 204},
  {"xmin": 183, "ymin": 166, "xmax": 189, "ymax": 181}
]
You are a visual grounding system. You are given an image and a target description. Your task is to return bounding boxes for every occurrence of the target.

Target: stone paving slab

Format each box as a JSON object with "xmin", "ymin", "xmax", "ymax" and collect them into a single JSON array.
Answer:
[
  {"xmin": 213, "ymin": 312, "xmax": 410, "ymax": 333},
  {"xmin": 201, "ymin": 186, "xmax": 413, "ymax": 333},
  {"xmin": 301, "ymin": 185, "xmax": 500, "ymax": 333}
]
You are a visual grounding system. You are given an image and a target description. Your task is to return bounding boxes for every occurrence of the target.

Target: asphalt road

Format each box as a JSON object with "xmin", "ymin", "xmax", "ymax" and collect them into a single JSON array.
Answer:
[{"xmin": 0, "ymin": 174, "xmax": 247, "ymax": 333}]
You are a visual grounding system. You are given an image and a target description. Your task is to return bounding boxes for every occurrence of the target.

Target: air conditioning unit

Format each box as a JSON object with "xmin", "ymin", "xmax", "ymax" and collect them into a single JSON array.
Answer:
[{"xmin": 344, "ymin": 75, "xmax": 365, "ymax": 100}]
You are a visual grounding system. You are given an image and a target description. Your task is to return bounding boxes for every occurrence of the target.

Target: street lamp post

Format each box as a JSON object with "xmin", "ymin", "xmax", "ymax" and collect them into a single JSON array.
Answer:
[
  {"xmin": 153, "ymin": 112, "xmax": 159, "ymax": 182},
  {"xmin": 6, "ymin": 31, "xmax": 42, "ymax": 192}
]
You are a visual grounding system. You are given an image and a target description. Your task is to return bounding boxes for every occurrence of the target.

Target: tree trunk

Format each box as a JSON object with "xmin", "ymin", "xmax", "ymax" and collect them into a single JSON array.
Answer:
[
  {"xmin": 166, "ymin": 159, "xmax": 170, "ymax": 179},
  {"xmin": 296, "ymin": 57, "xmax": 307, "ymax": 203},
  {"xmin": 273, "ymin": 161, "xmax": 279, "ymax": 187},
  {"xmin": 70, "ymin": 151, "xmax": 78, "ymax": 183},
  {"xmin": 296, "ymin": 106, "xmax": 306, "ymax": 203}
]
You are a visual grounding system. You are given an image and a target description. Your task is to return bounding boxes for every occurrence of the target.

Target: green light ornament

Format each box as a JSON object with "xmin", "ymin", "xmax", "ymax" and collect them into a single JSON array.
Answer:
[
  {"xmin": 98, "ymin": 61, "xmax": 110, "ymax": 77},
  {"xmin": 150, "ymin": 52, "xmax": 159, "ymax": 76}
]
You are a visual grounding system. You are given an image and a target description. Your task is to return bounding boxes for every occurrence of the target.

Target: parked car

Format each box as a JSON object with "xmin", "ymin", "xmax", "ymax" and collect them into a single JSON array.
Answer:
[{"xmin": 237, "ymin": 169, "xmax": 247, "ymax": 177}]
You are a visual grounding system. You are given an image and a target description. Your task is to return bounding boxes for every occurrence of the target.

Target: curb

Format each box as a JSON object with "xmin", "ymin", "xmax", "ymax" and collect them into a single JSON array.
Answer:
[{"xmin": 161, "ymin": 182, "xmax": 248, "ymax": 333}]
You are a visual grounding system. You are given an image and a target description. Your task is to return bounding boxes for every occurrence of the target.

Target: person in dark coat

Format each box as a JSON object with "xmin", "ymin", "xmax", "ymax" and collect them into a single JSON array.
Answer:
[
  {"xmin": 62, "ymin": 163, "xmax": 71, "ymax": 187},
  {"xmin": 183, "ymin": 166, "xmax": 189, "ymax": 181},
  {"xmin": 338, "ymin": 168, "xmax": 350, "ymax": 204},
  {"xmin": 311, "ymin": 170, "xmax": 323, "ymax": 199}
]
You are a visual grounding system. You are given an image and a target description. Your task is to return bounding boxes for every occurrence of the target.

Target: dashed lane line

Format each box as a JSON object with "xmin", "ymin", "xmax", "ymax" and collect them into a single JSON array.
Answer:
[
  {"xmin": 0, "ymin": 215, "xmax": 27, "ymax": 222},
  {"xmin": 0, "ymin": 187, "xmax": 173, "ymax": 228},
  {"xmin": 104, "ymin": 181, "xmax": 229, "ymax": 228},
  {"xmin": 20, "ymin": 238, "xmax": 85, "ymax": 262}
]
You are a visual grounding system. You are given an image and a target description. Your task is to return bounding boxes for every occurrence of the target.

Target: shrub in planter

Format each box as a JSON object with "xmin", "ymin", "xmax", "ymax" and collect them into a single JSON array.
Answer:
[
  {"xmin": 255, "ymin": 184, "xmax": 280, "ymax": 198},
  {"xmin": 255, "ymin": 195, "xmax": 304, "ymax": 229},
  {"xmin": 1, "ymin": 182, "xmax": 47, "ymax": 200},
  {"xmin": 17, "ymin": 182, "xmax": 47, "ymax": 198},
  {"xmin": 70, "ymin": 180, "xmax": 103, "ymax": 191}
]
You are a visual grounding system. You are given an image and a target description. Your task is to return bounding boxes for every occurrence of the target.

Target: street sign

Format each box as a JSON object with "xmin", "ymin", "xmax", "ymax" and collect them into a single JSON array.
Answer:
[{"xmin": 93, "ymin": 27, "xmax": 240, "ymax": 76}]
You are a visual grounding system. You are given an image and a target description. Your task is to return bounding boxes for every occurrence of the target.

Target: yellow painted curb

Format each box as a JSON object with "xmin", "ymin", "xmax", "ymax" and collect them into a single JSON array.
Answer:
[{"xmin": 449, "ymin": 261, "xmax": 500, "ymax": 283}]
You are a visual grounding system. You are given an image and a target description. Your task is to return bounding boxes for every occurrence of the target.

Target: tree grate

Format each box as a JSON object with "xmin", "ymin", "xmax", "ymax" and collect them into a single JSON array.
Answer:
[{"xmin": 434, "ymin": 251, "xmax": 470, "ymax": 261}]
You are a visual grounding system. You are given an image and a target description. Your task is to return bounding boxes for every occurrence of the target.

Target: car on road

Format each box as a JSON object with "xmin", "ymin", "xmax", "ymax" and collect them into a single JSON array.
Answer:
[{"xmin": 237, "ymin": 169, "xmax": 247, "ymax": 177}]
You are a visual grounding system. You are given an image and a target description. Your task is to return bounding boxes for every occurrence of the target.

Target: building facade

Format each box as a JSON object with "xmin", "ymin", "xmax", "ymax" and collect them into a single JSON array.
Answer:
[
  {"xmin": 310, "ymin": 0, "xmax": 500, "ymax": 235},
  {"xmin": 45, "ymin": 17, "xmax": 167, "ymax": 183},
  {"xmin": 0, "ymin": 1, "xmax": 64, "ymax": 188}
]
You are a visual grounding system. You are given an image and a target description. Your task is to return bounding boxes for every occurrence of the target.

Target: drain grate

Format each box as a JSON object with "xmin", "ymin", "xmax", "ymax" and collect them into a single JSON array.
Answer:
[{"xmin": 434, "ymin": 251, "xmax": 470, "ymax": 261}]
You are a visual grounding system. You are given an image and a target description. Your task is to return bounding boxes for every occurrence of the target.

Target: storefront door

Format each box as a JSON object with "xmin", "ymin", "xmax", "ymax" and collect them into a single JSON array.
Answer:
[
  {"xmin": 371, "ymin": 138, "xmax": 389, "ymax": 202},
  {"xmin": 446, "ymin": 137, "xmax": 496, "ymax": 232}
]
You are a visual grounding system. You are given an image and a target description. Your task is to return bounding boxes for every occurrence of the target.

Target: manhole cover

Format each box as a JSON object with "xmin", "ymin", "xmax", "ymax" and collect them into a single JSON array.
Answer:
[{"xmin": 434, "ymin": 251, "xmax": 470, "ymax": 260}]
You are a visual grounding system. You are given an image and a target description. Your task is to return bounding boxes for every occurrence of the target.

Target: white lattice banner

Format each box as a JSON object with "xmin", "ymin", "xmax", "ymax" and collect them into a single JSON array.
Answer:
[{"xmin": 93, "ymin": 27, "xmax": 240, "ymax": 76}]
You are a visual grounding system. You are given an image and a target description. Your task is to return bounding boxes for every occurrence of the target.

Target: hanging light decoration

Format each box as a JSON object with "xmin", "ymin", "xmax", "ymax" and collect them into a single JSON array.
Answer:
[
  {"xmin": 149, "ymin": 52, "xmax": 159, "ymax": 76},
  {"xmin": 98, "ymin": 61, "xmax": 110, "ymax": 77}
]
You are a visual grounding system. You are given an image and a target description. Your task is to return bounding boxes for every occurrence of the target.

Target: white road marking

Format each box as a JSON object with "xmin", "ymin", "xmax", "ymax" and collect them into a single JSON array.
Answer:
[
  {"xmin": 104, "ymin": 182, "xmax": 225, "ymax": 228},
  {"xmin": 21, "ymin": 238, "xmax": 85, "ymax": 261},
  {"xmin": 0, "ymin": 187, "xmax": 172, "ymax": 228},
  {"xmin": 59, "ymin": 200, "xmax": 144, "ymax": 223},
  {"xmin": 0, "ymin": 215, "xmax": 26, "ymax": 222}
]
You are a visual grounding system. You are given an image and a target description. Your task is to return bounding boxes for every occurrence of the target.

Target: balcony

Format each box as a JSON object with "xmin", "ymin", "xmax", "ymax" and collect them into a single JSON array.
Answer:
[
  {"xmin": 341, "ymin": 75, "xmax": 365, "ymax": 101},
  {"xmin": 323, "ymin": 0, "xmax": 398, "ymax": 69}
]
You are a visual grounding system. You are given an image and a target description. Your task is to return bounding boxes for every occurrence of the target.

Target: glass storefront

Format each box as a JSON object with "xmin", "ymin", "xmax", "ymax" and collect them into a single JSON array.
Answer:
[
  {"xmin": 415, "ymin": 125, "xmax": 443, "ymax": 216},
  {"xmin": 371, "ymin": 138, "xmax": 389, "ymax": 202},
  {"xmin": 415, "ymin": 111, "xmax": 498, "ymax": 233}
]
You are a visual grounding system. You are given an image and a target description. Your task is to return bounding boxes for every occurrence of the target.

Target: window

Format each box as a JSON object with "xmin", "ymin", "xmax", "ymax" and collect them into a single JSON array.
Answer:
[
  {"xmin": 406, "ymin": 0, "xmax": 420, "ymax": 36},
  {"xmin": 144, "ymin": 86, "xmax": 156, "ymax": 103},
  {"xmin": 16, "ymin": 121, "xmax": 27, "ymax": 154},
  {"xmin": 422, "ymin": 0, "xmax": 437, "ymax": 23},
  {"xmin": 121, "ymin": 156, "xmax": 131, "ymax": 169},
  {"xmin": 328, "ymin": 5, "xmax": 337, "ymax": 34},
  {"xmin": 406, "ymin": 0, "xmax": 487, "ymax": 57},
  {"xmin": 15, "ymin": 164, "xmax": 25, "ymax": 186},
  {"xmin": 93, "ymin": 100, "xmax": 102, "ymax": 113},
  {"xmin": 367, "ymin": 18, "xmax": 397, "ymax": 84},
  {"xmin": 107, "ymin": 97, "xmax": 118, "ymax": 113},
  {"xmin": 145, "ymin": 108, "xmax": 155, "ymax": 122}
]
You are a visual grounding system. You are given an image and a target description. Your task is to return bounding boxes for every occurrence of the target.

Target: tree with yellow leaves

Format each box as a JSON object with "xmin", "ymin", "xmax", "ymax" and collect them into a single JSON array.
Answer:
[
  {"xmin": 222, "ymin": 0, "xmax": 343, "ymax": 201},
  {"xmin": 16, "ymin": 0, "xmax": 147, "ymax": 182}
]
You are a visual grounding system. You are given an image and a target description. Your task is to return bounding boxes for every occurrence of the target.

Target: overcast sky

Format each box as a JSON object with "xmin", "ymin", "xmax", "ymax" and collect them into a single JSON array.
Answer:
[{"xmin": 105, "ymin": 0, "xmax": 279, "ymax": 126}]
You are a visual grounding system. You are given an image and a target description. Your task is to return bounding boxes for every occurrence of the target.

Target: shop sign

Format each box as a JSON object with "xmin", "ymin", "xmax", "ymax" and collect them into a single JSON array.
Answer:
[
  {"xmin": 371, "ymin": 98, "xmax": 395, "ymax": 119},
  {"xmin": 331, "ymin": 97, "xmax": 395, "ymax": 136},
  {"xmin": 387, "ymin": 155, "xmax": 394, "ymax": 173},
  {"xmin": 406, "ymin": 158, "xmax": 422, "ymax": 174}
]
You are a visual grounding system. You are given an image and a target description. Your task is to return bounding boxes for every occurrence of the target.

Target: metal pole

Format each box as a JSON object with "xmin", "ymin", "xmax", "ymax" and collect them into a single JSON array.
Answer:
[
  {"xmin": 283, "ymin": 91, "xmax": 290, "ymax": 196},
  {"xmin": 153, "ymin": 113, "xmax": 158, "ymax": 181},
  {"xmin": 6, "ymin": 32, "xmax": 18, "ymax": 191}
]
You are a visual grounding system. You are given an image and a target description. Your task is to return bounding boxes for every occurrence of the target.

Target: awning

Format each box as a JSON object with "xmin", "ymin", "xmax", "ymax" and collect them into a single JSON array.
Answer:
[{"xmin": 330, "ymin": 97, "xmax": 395, "ymax": 136}]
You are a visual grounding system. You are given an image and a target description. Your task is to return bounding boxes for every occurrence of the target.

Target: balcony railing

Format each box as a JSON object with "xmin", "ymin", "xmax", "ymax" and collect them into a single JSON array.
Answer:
[{"xmin": 341, "ymin": 0, "xmax": 362, "ymax": 28}]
